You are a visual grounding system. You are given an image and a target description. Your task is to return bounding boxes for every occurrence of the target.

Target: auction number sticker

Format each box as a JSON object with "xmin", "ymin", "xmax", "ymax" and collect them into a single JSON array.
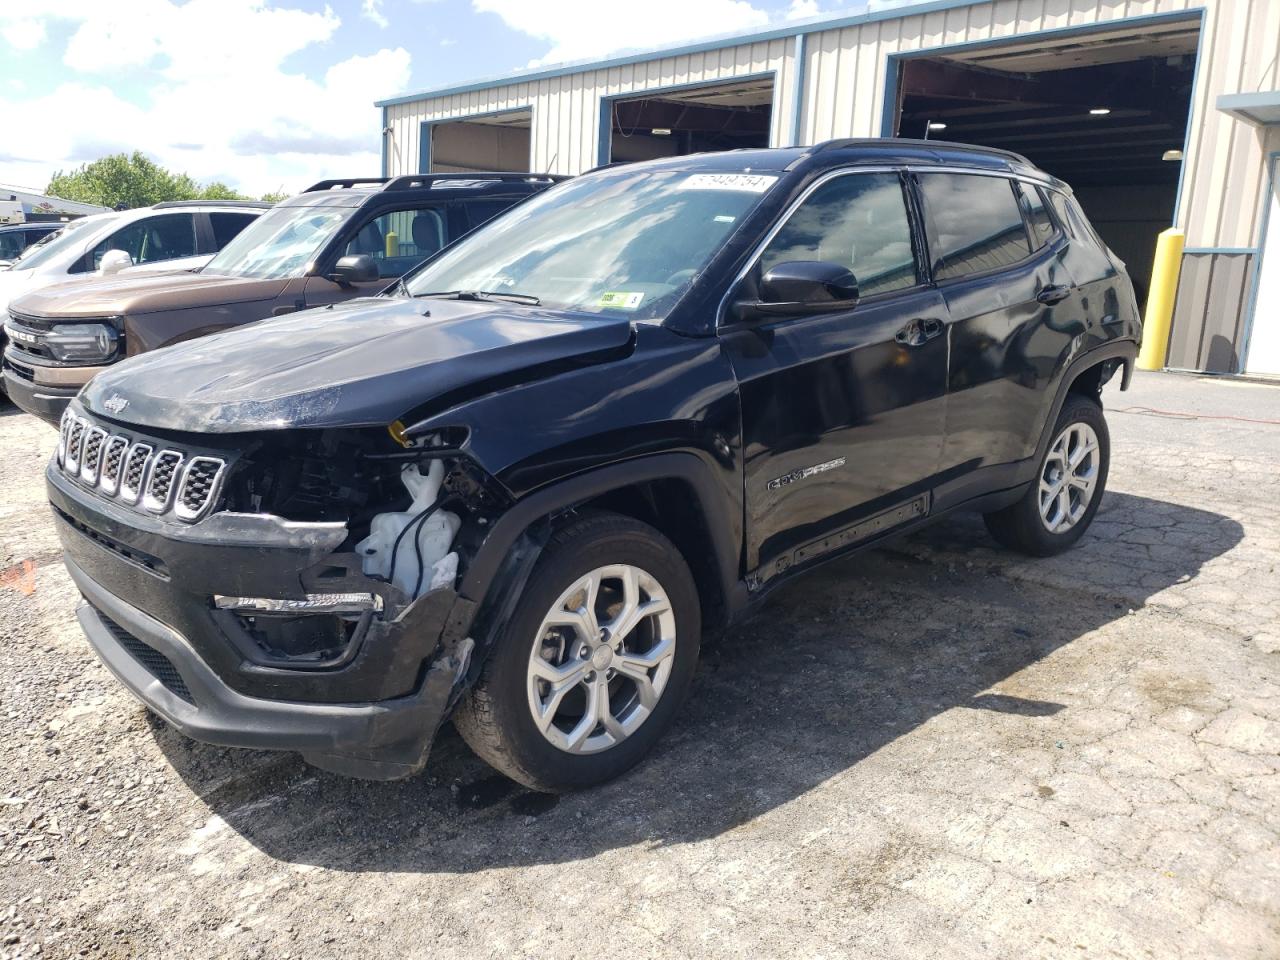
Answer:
[
  {"xmin": 679, "ymin": 173, "xmax": 778, "ymax": 192},
  {"xmin": 598, "ymin": 291, "xmax": 645, "ymax": 310}
]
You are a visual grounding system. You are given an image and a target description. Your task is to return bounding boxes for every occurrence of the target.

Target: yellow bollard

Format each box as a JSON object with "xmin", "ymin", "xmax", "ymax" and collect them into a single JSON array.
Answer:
[
  {"xmin": 1136, "ymin": 227, "xmax": 1185, "ymax": 371},
  {"xmin": 385, "ymin": 230, "xmax": 399, "ymax": 258}
]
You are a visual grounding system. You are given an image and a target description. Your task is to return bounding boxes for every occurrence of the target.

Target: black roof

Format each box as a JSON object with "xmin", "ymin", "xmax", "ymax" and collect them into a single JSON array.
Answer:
[
  {"xmin": 584, "ymin": 138, "xmax": 1060, "ymax": 188},
  {"xmin": 280, "ymin": 172, "xmax": 567, "ymax": 209}
]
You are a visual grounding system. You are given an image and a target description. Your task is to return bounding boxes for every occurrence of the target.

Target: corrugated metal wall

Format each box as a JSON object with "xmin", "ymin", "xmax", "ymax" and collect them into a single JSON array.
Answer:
[
  {"xmin": 1167, "ymin": 251, "xmax": 1256, "ymax": 371},
  {"xmin": 385, "ymin": 37, "xmax": 797, "ymax": 177}
]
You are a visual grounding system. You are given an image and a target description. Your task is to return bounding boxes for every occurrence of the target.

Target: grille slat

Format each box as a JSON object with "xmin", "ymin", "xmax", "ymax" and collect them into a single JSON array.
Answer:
[{"xmin": 54, "ymin": 414, "xmax": 225, "ymax": 523}]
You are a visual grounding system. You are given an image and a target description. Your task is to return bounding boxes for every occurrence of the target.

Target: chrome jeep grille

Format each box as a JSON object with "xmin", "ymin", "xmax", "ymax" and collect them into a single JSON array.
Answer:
[{"xmin": 55, "ymin": 410, "xmax": 227, "ymax": 523}]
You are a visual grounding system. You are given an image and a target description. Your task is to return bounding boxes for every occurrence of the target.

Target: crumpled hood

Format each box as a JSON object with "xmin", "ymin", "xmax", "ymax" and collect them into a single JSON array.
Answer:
[
  {"xmin": 80, "ymin": 297, "xmax": 635, "ymax": 432},
  {"xmin": 10, "ymin": 270, "xmax": 289, "ymax": 319}
]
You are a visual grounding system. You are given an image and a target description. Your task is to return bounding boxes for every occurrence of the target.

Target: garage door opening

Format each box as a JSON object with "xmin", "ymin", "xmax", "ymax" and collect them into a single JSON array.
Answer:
[
  {"xmin": 426, "ymin": 109, "xmax": 531, "ymax": 173},
  {"xmin": 890, "ymin": 18, "xmax": 1200, "ymax": 307},
  {"xmin": 604, "ymin": 77, "xmax": 773, "ymax": 164}
]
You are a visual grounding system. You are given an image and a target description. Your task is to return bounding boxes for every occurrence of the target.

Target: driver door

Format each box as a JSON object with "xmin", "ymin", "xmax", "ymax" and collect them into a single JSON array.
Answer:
[{"xmin": 720, "ymin": 170, "xmax": 949, "ymax": 576}]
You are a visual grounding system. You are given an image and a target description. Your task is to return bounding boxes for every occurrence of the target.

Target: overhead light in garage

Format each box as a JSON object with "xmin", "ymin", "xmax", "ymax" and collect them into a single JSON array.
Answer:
[
  {"xmin": 651, "ymin": 127, "xmax": 672, "ymax": 136},
  {"xmin": 1162, "ymin": 149, "xmax": 1184, "ymax": 161},
  {"xmin": 1089, "ymin": 107, "xmax": 1112, "ymax": 115},
  {"xmin": 927, "ymin": 122, "xmax": 947, "ymax": 130}
]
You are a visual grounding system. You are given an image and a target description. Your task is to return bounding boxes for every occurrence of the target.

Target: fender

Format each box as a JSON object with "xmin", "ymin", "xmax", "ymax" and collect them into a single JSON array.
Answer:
[
  {"xmin": 1022, "ymin": 339, "xmax": 1137, "ymax": 485},
  {"xmin": 457, "ymin": 451, "xmax": 741, "ymax": 619}
]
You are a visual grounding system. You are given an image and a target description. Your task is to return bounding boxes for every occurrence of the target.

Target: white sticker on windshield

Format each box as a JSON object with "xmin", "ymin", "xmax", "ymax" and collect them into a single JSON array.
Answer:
[
  {"xmin": 679, "ymin": 173, "xmax": 778, "ymax": 193},
  {"xmin": 598, "ymin": 291, "xmax": 644, "ymax": 310}
]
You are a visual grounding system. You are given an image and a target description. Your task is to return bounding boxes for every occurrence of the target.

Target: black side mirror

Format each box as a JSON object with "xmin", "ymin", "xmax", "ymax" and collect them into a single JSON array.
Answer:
[
  {"xmin": 734, "ymin": 260, "xmax": 859, "ymax": 322},
  {"xmin": 328, "ymin": 254, "xmax": 380, "ymax": 286}
]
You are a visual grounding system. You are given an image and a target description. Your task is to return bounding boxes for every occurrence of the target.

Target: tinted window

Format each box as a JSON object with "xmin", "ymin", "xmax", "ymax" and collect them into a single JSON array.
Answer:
[
  {"xmin": 919, "ymin": 174, "xmax": 1031, "ymax": 280},
  {"xmin": 464, "ymin": 198, "xmax": 519, "ymax": 230},
  {"xmin": 0, "ymin": 232, "xmax": 24, "ymax": 260},
  {"xmin": 345, "ymin": 204, "xmax": 450, "ymax": 279},
  {"xmin": 1019, "ymin": 183, "xmax": 1055, "ymax": 249},
  {"xmin": 1047, "ymin": 191, "xmax": 1078, "ymax": 240},
  {"xmin": 83, "ymin": 214, "xmax": 197, "ymax": 271},
  {"xmin": 210, "ymin": 212, "xmax": 258, "ymax": 249},
  {"xmin": 760, "ymin": 172, "xmax": 918, "ymax": 298}
]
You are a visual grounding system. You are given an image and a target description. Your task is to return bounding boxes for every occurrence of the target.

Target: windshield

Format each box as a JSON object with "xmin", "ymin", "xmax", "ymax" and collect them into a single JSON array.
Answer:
[
  {"xmin": 204, "ymin": 204, "xmax": 347, "ymax": 280},
  {"xmin": 403, "ymin": 169, "xmax": 778, "ymax": 320},
  {"xmin": 11, "ymin": 216, "xmax": 105, "ymax": 272}
]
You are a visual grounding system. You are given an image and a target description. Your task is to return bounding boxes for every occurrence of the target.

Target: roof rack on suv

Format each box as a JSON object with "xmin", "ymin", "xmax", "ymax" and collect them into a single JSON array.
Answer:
[
  {"xmin": 379, "ymin": 173, "xmax": 568, "ymax": 192},
  {"xmin": 149, "ymin": 200, "xmax": 273, "ymax": 209},
  {"xmin": 808, "ymin": 138, "xmax": 1031, "ymax": 165},
  {"xmin": 304, "ymin": 177, "xmax": 393, "ymax": 192}
]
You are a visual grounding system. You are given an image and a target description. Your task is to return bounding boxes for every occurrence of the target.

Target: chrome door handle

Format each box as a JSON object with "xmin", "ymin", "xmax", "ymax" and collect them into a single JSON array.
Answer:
[{"xmin": 1037, "ymin": 285, "xmax": 1071, "ymax": 305}]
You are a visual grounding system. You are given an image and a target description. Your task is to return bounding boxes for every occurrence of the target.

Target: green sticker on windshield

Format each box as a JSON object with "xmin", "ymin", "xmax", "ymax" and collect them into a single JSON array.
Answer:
[{"xmin": 598, "ymin": 291, "xmax": 644, "ymax": 310}]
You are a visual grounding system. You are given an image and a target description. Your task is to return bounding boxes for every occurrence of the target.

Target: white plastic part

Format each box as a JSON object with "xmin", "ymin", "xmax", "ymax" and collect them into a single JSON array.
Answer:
[{"xmin": 355, "ymin": 461, "xmax": 461, "ymax": 598}]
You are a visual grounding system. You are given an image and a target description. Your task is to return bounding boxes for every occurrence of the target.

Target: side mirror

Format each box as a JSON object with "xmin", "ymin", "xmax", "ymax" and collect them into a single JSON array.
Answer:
[
  {"xmin": 328, "ymin": 254, "xmax": 380, "ymax": 286},
  {"xmin": 735, "ymin": 260, "xmax": 859, "ymax": 322},
  {"xmin": 99, "ymin": 249, "xmax": 134, "ymax": 276}
]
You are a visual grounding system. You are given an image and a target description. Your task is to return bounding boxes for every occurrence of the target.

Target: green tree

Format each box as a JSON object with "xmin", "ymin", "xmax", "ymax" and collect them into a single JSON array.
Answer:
[{"xmin": 46, "ymin": 152, "xmax": 283, "ymax": 207}]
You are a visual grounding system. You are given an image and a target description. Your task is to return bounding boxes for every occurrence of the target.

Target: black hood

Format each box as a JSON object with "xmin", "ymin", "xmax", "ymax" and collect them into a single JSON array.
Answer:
[{"xmin": 80, "ymin": 297, "xmax": 635, "ymax": 432}]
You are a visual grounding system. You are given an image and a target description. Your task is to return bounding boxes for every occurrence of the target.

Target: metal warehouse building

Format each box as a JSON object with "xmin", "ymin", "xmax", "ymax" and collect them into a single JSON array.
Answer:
[{"xmin": 377, "ymin": 0, "xmax": 1280, "ymax": 377}]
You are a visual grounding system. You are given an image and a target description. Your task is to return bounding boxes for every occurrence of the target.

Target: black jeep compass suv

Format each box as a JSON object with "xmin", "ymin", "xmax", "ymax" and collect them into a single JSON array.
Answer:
[{"xmin": 47, "ymin": 140, "xmax": 1140, "ymax": 790}]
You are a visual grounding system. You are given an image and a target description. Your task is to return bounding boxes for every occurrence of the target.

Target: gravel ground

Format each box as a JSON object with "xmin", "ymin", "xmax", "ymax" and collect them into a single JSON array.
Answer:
[{"xmin": 1, "ymin": 371, "xmax": 1277, "ymax": 960}]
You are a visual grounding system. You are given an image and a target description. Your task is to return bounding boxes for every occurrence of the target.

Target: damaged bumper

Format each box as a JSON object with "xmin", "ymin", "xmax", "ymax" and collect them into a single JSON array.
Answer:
[{"xmin": 48, "ymin": 462, "xmax": 477, "ymax": 779}]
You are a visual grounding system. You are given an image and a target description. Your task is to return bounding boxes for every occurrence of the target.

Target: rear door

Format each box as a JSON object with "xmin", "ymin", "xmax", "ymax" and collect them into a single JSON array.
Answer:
[
  {"xmin": 721, "ymin": 169, "xmax": 949, "ymax": 575},
  {"xmin": 915, "ymin": 172, "xmax": 1083, "ymax": 482}
]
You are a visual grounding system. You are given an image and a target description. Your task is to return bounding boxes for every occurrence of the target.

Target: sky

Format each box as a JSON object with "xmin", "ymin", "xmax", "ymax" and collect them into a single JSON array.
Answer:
[{"xmin": 0, "ymin": 0, "xmax": 923, "ymax": 197}]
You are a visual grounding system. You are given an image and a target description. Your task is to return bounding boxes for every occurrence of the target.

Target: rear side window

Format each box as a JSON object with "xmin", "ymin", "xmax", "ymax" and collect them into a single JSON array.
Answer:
[
  {"xmin": 918, "ymin": 174, "xmax": 1031, "ymax": 281},
  {"xmin": 464, "ymin": 197, "xmax": 520, "ymax": 231},
  {"xmin": 210, "ymin": 212, "xmax": 258, "ymax": 249},
  {"xmin": 1018, "ymin": 183, "xmax": 1056, "ymax": 249},
  {"xmin": 759, "ymin": 172, "xmax": 918, "ymax": 298}
]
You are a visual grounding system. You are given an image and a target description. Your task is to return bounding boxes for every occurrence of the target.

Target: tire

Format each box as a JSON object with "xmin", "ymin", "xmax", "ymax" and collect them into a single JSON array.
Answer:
[
  {"xmin": 984, "ymin": 392, "xmax": 1110, "ymax": 557},
  {"xmin": 452, "ymin": 511, "xmax": 701, "ymax": 792}
]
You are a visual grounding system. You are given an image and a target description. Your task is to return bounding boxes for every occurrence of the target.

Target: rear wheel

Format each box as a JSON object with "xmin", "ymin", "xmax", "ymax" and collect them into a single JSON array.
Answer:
[
  {"xmin": 453, "ymin": 512, "xmax": 700, "ymax": 792},
  {"xmin": 984, "ymin": 392, "xmax": 1109, "ymax": 556}
]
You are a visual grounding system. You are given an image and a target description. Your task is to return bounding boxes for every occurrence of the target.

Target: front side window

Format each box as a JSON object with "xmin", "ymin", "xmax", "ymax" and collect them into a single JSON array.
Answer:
[
  {"xmin": 344, "ymin": 204, "xmax": 449, "ymax": 278},
  {"xmin": 0, "ymin": 232, "xmax": 25, "ymax": 260},
  {"xmin": 203, "ymin": 205, "xmax": 348, "ymax": 280},
  {"xmin": 84, "ymin": 214, "xmax": 197, "ymax": 271},
  {"xmin": 403, "ymin": 170, "xmax": 775, "ymax": 321},
  {"xmin": 918, "ymin": 174, "xmax": 1031, "ymax": 281},
  {"xmin": 759, "ymin": 172, "xmax": 918, "ymax": 298}
]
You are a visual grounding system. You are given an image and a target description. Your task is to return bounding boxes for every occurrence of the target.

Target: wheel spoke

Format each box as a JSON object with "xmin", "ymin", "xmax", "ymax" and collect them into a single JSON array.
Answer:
[
  {"xmin": 564, "ymin": 682, "xmax": 602, "ymax": 751},
  {"xmin": 1054, "ymin": 488, "xmax": 1071, "ymax": 531},
  {"xmin": 532, "ymin": 671, "xmax": 586, "ymax": 733},
  {"xmin": 1069, "ymin": 441, "xmax": 1097, "ymax": 470},
  {"xmin": 597, "ymin": 678, "xmax": 625, "ymax": 741},
  {"xmin": 529, "ymin": 655, "xmax": 587, "ymax": 685}
]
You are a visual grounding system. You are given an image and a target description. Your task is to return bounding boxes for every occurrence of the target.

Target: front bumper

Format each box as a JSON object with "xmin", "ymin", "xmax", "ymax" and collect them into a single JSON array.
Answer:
[
  {"xmin": 3, "ymin": 365, "xmax": 78, "ymax": 425},
  {"xmin": 49, "ymin": 461, "xmax": 478, "ymax": 779}
]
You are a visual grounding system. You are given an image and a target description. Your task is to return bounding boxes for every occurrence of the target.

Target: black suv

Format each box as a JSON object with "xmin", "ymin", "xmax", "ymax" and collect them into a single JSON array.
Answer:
[{"xmin": 47, "ymin": 141, "xmax": 1140, "ymax": 790}]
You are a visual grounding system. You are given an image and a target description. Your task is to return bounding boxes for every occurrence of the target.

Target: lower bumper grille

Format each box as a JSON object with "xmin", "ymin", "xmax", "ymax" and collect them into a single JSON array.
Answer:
[{"xmin": 96, "ymin": 610, "xmax": 194, "ymax": 704}]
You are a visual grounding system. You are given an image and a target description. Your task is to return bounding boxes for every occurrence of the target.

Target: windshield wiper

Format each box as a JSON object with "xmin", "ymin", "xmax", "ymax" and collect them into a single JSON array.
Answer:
[{"xmin": 413, "ymin": 289, "xmax": 541, "ymax": 306}]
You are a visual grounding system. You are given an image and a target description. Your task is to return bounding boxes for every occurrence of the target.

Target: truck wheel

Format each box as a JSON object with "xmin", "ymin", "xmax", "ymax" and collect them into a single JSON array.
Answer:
[
  {"xmin": 983, "ymin": 393, "xmax": 1110, "ymax": 557},
  {"xmin": 453, "ymin": 511, "xmax": 700, "ymax": 792}
]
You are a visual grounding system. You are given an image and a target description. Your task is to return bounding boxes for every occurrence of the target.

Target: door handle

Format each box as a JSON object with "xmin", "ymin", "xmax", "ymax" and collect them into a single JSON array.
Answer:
[
  {"xmin": 894, "ymin": 318, "xmax": 944, "ymax": 347},
  {"xmin": 1036, "ymin": 284, "xmax": 1071, "ymax": 305}
]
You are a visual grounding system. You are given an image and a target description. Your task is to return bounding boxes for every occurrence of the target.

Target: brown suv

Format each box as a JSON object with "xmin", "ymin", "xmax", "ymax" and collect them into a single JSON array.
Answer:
[{"xmin": 3, "ymin": 174, "xmax": 562, "ymax": 425}]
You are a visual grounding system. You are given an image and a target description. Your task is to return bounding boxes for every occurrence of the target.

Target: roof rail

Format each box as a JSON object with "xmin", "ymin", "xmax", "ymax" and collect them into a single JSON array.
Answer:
[
  {"xmin": 150, "ymin": 199, "xmax": 273, "ymax": 209},
  {"xmin": 304, "ymin": 177, "xmax": 392, "ymax": 192},
  {"xmin": 380, "ymin": 172, "xmax": 568, "ymax": 192},
  {"xmin": 808, "ymin": 137, "xmax": 1031, "ymax": 166}
]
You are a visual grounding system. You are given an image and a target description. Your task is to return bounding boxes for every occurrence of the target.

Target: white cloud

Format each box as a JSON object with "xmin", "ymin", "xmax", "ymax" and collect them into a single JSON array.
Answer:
[
  {"xmin": 786, "ymin": 0, "xmax": 821, "ymax": 19},
  {"xmin": 0, "ymin": 2, "xmax": 412, "ymax": 197},
  {"xmin": 473, "ymin": 0, "xmax": 771, "ymax": 66},
  {"xmin": 361, "ymin": 0, "xmax": 389, "ymax": 28},
  {"xmin": 2, "ymin": 17, "xmax": 46, "ymax": 50}
]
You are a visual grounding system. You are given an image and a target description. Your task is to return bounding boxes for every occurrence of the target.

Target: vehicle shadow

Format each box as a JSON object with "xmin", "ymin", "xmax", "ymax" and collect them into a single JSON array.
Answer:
[{"xmin": 155, "ymin": 490, "xmax": 1243, "ymax": 873}]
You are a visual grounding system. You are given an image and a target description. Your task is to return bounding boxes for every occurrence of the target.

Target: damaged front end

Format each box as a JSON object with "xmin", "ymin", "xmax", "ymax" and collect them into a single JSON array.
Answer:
[{"xmin": 48, "ymin": 405, "xmax": 513, "ymax": 779}]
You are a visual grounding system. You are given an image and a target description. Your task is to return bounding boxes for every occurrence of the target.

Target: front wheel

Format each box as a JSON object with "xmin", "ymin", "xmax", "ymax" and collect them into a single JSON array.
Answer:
[
  {"xmin": 984, "ymin": 392, "xmax": 1110, "ymax": 556},
  {"xmin": 452, "ymin": 512, "xmax": 700, "ymax": 792}
]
